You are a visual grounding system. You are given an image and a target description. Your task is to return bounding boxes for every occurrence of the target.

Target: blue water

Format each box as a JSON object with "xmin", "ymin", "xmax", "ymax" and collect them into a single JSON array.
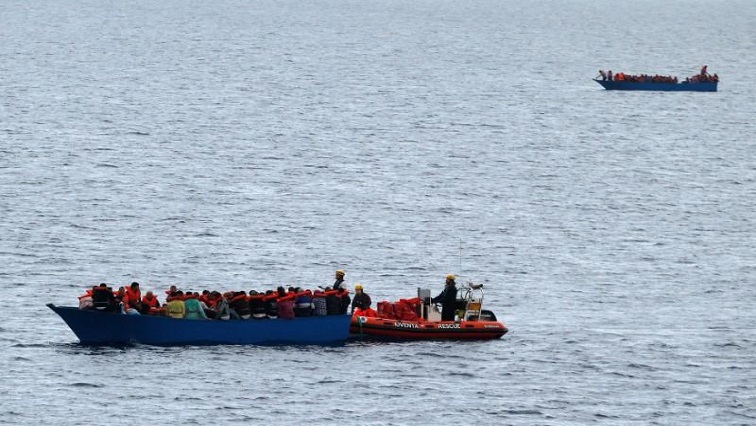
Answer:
[{"xmin": 2, "ymin": 0, "xmax": 756, "ymax": 424}]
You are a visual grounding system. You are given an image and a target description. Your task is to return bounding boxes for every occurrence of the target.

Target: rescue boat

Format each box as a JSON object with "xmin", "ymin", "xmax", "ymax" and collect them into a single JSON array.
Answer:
[{"xmin": 350, "ymin": 283, "xmax": 508, "ymax": 340}]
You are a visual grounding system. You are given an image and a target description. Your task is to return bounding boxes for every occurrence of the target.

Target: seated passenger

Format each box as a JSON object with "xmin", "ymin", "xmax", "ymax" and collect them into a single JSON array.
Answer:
[
  {"xmin": 141, "ymin": 291, "xmax": 162, "ymax": 315},
  {"xmin": 124, "ymin": 282, "xmax": 143, "ymax": 313},
  {"xmin": 264, "ymin": 290, "xmax": 279, "ymax": 319},
  {"xmin": 78, "ymin": 288, "xmax": 93, "ymax": 310},
  {"xmin": 338, "ymin": 288, "xmax": 351, "ymax": 314},
  {"xmin": 202, "ymin": 291, "xmax": 221, "ymax": 318},
  {"xmin": 312, "ymin": 290, "xmax": 327, "ymax": 316},
  {"xmin": 166, "ymin": 291, "xmax": 186, "ymax": 319},
  {"xmin": 230, "ymin": 291, "xmax": 251, "ymax": 319},
  {"xmin": 184, "ymin": 293, "xmax": 208, "ymax": 320},
  {"xmin": 294, "ymin": 288, "xmax": 313, "ymax": 317},
  {"xmin": 324, "ymin": 288, "xmax": 341, "ymax": 315},
  {"xmin": 91, "ymin": 283, "xmax": 118, "ymax": 312},
  {"xmin": 248, "ymin": 291, "xmax": 267, "ymax": 319},
  {"xmin": 165, "ymin": 285, "xmax": 177, "ymax": 298},
  {"xmin": 114, "ymin": 286, "xmax": 126, "ymax": 308},
  {"xmin": 277, "ymin": 287, "xmax": 296, "ymax": 319},
  {"xmin": 214, "ymin": 296, "xmax": 236, "ymax": 320},
  {"xmin": 200, "ymin": 290, "xmax": 211, "ymax": 306}
]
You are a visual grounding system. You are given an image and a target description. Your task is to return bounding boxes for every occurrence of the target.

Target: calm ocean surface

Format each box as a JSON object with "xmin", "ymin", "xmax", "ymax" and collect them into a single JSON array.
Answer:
[{"xmin": 2, "ymin": 0, "xmax": 756, "ymax": 424}]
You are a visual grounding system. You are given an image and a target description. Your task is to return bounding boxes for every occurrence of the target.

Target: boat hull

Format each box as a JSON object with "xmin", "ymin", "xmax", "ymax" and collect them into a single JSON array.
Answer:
[
  {"xmin": 350, "ymin": 316, "xmax": 508, "ymax": 340},
  {"xmin": 48, "ymin": 304, "xmax": 352, "ymax": 346},
  {"xmin": 594, "ymin": 79, "xmax": 717, "ymax": 92}
]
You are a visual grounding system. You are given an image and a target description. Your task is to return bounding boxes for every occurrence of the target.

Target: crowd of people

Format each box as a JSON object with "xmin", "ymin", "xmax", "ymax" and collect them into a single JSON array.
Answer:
[
  {"xmin": 77, "ymin": 270, "xmax": 377, "ymax": 320},
  {"xmin": 597, "ymin": 65, "xmax": 718, "ymax": 84},
  {"xmin": 77, "ymin": 270, "xmax": 465, "ymax": 322}
]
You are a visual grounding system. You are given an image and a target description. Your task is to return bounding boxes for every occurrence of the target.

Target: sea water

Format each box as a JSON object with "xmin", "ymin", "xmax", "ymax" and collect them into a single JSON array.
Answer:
[{"xmin": 1, "ymin": 0, "xmax": 755, "ymax": 424}]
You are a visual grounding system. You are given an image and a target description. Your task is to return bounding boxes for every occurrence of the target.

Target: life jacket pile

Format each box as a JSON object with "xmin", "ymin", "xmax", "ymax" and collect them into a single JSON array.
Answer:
[
  {"xmin": 353, "ymin": 306, "xmax": 377, "ymax": 317},
  {"xmin": 374, "ymin": 298, "xmax": 421, "ymax": 321}
]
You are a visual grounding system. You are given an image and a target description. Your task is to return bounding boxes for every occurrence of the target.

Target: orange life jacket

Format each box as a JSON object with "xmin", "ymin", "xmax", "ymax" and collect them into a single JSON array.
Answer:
[
  {"xmin": 142, "ymin": 295, "xmax": 160, "ymax": 308},
  {"xmin": 125, "ymin": 288, "xmax": 141, "ymax": 307},
  {"xmin": 277, "ymin": 293, "xmax": 296, "ymax": 303},
  {"xmin": 354, "ymin": 307, "xmax": 378, "ymax": 317}
]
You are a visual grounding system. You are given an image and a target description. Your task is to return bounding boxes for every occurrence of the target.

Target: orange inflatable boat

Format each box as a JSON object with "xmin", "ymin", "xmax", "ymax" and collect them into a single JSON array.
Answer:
[{"xmin": 350, "ymin": 283, "xmax": 508, "ymax": 340}]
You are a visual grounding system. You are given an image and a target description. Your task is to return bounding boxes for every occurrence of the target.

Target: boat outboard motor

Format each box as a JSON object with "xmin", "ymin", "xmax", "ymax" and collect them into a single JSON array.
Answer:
[{"xmin": 479, "ymin": 310, "xmax": 497, "ymax": 322}]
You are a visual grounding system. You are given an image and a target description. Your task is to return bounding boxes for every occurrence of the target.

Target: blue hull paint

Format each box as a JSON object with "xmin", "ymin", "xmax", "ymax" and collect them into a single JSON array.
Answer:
[
  {"xmin": 594, "ymin": 79, "xmax": 717, "ymax": 92},
  {"xmin": 48, "ymin": 304, "xmax": 352, "ymax": 346}
]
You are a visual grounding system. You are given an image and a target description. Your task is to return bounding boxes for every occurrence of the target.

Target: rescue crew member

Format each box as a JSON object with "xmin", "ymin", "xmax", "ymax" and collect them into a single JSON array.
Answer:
[
  {"xmin": 432, "ymin": 274, "xmax": 458, "ymax": 321},
  {"xmin": 333, "ymin": 270, "xmax": 346, "ymax": 291},
  {"xmin": 351, "ymin": 284, "xmax": 371, "ymax": 314}
]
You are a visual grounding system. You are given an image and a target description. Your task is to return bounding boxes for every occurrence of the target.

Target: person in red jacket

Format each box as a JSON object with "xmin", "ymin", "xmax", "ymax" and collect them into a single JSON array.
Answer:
[
  {"xmin": 141, "ymin": 291, "xmax": 161, "ymax": 314},
  {"xmin": 124, "ymin": 282, "xmax": 142, "ymax": 312}
]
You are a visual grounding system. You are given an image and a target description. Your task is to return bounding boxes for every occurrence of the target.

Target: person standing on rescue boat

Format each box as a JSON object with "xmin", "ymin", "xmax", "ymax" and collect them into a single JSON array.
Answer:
[
  {"xmin": 351, "ymin": 284, "xmax": 371, "ymax": 314},
  {"xmin": 432, "ymin": 274, "xmax": 458, "ymax": 321}
]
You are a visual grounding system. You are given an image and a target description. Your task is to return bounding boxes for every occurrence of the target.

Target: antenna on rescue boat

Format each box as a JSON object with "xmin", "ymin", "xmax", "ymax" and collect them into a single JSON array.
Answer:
[{"xmin": 459, "ymin": 238, "xmax": 463, "ymax": 275}]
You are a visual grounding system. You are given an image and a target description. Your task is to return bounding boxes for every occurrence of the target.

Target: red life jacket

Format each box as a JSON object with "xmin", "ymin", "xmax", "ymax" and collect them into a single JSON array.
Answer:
[
  {"xmin": 377, "ymin": 301, "xmax": 395, "ymax": 319},
  {"xmin": 142, "ymin": 295, "xmax": 160, "ymax": 308},
  {"xmin": 125, "ymin": 288, "xmax": 141, "ymax": 307},
  {"xmin": 354, "ymin": 307, "xmax": 377, "ymax": 317},
  {"xmin": 277, "ymin": 293, "xmax": 296, "ymax": 303},
  {"xmin": 79, "ymin": 289, "xmax": 94, "ymax": 300}
]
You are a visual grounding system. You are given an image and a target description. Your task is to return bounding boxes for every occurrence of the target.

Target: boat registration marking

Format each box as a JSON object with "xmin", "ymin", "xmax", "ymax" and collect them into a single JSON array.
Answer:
[
  {"xmin": 438, "ymin": 324, "xmax": 460, "ymax": 329},
  {"xmin": 394, "ymin": 322, "xmax": 419, "ymax": 329}
]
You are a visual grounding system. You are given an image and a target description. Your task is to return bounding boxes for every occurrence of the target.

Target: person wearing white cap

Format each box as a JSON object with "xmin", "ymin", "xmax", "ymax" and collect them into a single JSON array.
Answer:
[{"xmin": 333, "ymin": 270, "xmax": 346, "ymax": 291}]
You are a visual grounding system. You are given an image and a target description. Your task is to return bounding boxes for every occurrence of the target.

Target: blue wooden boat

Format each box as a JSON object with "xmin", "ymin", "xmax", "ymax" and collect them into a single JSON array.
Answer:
[
  {"xmin": 594, "ymin": 79, "xmax": 717, "ymax": 92},
  {"xmin": 47, "ymin": 304, "xmax": 352, "ymax": 346}
]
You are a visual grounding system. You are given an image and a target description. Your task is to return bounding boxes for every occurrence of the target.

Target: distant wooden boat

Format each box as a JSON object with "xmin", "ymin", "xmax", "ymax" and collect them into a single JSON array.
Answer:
[
  {"xmin": 594, "ymin": 79, "xmax": 718, "ymax": 92},
  {"xmin": 48, "ymin": 304, "xmax": 352, "ymax": 346}
]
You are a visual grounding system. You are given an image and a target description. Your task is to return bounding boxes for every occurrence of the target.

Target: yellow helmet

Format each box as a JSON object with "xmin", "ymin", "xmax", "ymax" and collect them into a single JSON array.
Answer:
[
  {"xmin": 446, "ymin": 274, "xmax": 456, "ymax": 281},
  {"xmin": 336, "ymin": 270, "xmax": 345, "ymax": 277},
  {"xmin": 355, "ymin": 284, "xmax": 364, "ymax": 290}
]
